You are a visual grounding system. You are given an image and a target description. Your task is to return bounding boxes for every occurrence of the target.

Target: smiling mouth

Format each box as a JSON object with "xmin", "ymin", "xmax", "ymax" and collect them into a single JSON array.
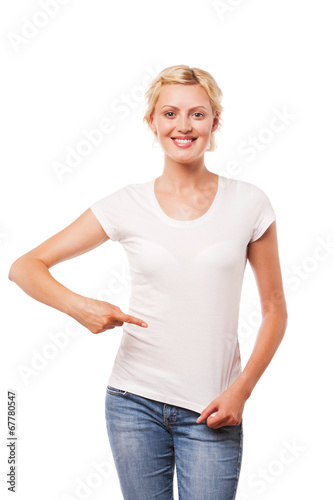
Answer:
[{"xmin": 171, "ymin": 137, "xmax": 197, "ymax": 143}]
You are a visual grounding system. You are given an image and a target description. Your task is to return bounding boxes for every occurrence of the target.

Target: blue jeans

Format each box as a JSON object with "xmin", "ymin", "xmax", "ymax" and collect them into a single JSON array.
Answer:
[{"xmin": 105, "ymin": 385, "xmax": 243, "ymax": 500}]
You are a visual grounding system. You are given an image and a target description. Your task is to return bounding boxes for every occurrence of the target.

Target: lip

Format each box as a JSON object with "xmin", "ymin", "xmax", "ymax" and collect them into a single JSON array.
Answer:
[{"xmin": 171, "ymin": 137, "xmax": 198, "ymax": 148}]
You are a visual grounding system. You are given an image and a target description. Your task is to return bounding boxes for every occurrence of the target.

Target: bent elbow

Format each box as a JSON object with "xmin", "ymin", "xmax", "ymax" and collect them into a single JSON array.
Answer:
[
  {"xmin": 8, "ymin": 256, "xmax": 26, "ymax": 282},
  {"xmin": 8, "ymin": 260, "xmax": 19, "ymax": 282}
]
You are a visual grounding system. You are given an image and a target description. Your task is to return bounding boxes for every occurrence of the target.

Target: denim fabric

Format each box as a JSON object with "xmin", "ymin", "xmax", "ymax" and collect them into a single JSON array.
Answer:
[{"xmin": 105, "ymin": 385, "xmax": 243, "ymax": 500}]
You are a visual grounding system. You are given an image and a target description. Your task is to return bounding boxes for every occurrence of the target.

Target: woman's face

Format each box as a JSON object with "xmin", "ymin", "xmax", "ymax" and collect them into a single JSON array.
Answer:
[{"xmin": 149, "ymin": 84, "xmax": 219, "ymax": 163}]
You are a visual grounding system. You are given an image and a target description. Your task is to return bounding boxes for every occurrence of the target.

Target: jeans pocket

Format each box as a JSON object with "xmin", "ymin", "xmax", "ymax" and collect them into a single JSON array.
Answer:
[{"xmin": 106, "ymin": 385, "xmax": 129, "ymax": 397}]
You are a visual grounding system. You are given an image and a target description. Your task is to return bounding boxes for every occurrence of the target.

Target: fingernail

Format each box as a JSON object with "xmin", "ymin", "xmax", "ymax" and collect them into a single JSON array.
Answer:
[{"xmin": 141, "ymin": 322, "xmax": 148, "ymax": 327}]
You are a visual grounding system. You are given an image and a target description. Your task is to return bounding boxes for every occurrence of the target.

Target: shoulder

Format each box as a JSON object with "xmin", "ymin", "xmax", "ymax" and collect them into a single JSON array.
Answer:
[
  {"xmin": 221, "ymin": 176, "xmax": 272, "ymax": 203},
  {"xmin": 221, "ymin": 176, "xmax": 257, "ymax": 202},
  {"xmin": 96, "ymin": 178, "xmax": 150, "ymax": 201}
]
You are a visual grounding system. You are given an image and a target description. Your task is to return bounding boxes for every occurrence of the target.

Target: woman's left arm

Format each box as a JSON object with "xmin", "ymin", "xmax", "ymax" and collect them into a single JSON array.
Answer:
[{"xmin": 196, "ymin": 221, "xmax": 288, "ymax": 429}]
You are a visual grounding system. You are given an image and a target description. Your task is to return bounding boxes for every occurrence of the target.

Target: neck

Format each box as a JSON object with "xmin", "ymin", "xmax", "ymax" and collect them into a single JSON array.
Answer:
[{"xmin": 156, "ymin": 157, "xmax": 218, "ymax": 192}]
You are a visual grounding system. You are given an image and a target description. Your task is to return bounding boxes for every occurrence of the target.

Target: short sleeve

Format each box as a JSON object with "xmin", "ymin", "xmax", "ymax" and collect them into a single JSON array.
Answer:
[
  {"xmin": 89, "ymin": 190, "xmax": 121, "ymax": 241},
  {"xmin": 250, "ymin": 184, "xmax": 276, "ymax": 243}
]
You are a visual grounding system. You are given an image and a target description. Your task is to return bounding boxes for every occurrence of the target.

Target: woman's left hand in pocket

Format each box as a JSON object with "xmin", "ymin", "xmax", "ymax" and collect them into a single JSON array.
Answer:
[{"xmin": 196, "ymin": 384, "xmax": 248, "ymax": 429}]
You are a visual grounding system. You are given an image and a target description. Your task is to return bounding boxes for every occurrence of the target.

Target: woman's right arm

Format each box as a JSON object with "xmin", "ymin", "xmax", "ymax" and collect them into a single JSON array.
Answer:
[{"xmin": 8, "ymin": 208, "xmax": 148, "ymax": 333}]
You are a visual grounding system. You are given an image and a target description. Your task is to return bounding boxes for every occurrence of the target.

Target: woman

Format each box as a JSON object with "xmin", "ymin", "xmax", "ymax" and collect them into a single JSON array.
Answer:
[{"xmin": 9, "ymin": 64, "xmax": 288, "ymax": 500}]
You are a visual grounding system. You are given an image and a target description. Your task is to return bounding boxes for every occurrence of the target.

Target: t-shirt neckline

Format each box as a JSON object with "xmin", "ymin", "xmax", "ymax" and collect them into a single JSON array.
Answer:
[{"xmin": 150, "ymin": 175, "xmax": 223, "ymax": 227}]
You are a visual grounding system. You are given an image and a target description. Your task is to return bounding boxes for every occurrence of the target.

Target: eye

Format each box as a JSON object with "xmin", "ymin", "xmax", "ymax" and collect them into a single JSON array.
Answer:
[{"xmin": 164, "ymin": 111, "xmax": 204, "ymax": 118}]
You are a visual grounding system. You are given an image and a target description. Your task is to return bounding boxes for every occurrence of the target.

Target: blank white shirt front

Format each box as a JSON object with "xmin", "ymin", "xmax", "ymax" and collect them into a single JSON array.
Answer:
[{"xmin": 90, "ymin": 175, "xmax": 276, "ymax": 414}]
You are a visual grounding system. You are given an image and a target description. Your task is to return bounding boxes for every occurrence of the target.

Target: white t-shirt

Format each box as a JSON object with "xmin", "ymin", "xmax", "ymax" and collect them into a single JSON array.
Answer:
[{"xmin": 90, "ymin": 175, "xmax": 276, "ymax": 414}]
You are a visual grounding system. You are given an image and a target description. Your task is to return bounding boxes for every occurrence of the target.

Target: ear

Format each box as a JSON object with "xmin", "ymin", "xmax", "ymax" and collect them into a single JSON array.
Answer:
[
  {"xmin": 148, "ymin": 113, "xmax": 157, "ymax": 134},
  {"xmin": 211, "ymin": 112, "xmax": 220, "ymax": 133}
]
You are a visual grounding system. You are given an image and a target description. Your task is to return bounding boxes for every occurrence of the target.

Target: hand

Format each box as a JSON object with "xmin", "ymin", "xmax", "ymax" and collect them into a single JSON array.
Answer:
[
  {"xmin": 70, "ymin": 296, "xmax": 148, "ymax": 334},
  {"xmin": 196, "ymin": 384, "xmax": 248, "ymax": 429}
]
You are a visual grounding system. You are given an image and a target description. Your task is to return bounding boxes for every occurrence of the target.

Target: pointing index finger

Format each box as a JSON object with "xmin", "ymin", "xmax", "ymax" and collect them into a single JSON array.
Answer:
[{"xmin": 118, "ymin": 311, "xmax": 148, "ymax": 328}]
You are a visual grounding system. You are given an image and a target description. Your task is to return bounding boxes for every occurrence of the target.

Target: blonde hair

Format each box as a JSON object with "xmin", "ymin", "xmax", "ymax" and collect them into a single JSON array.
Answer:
[{"xmin": 143, "ymin": 64, "xmax": 223, "ymax": 152}]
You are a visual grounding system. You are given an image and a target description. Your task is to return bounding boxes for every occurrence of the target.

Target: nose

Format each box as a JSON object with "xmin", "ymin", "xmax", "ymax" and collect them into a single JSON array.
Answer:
[{"xmin": 177, "ymin": 113, "xmax": 192, "ymax": 133}]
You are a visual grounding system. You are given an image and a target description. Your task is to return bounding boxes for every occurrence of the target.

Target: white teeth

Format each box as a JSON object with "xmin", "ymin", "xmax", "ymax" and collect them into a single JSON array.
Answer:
[{"xmin": 173, "ymin": 139, "xmax": 193, "ymax": 143}]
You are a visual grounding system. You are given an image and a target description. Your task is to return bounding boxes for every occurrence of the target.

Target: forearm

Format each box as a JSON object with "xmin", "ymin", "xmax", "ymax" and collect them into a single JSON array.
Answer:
[
  {"xmin": 233, "ymin": 305, "xmax": 288, "ymax": 399},
  {"xmin": 8, "ymin": 256, "xmax": 85, "ymax": 317}
]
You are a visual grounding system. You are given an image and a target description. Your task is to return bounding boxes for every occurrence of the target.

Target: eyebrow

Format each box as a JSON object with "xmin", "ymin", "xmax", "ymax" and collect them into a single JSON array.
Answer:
[{"xmin": 161, "ymin": 105, "xmax": 207, "ymax": 111}]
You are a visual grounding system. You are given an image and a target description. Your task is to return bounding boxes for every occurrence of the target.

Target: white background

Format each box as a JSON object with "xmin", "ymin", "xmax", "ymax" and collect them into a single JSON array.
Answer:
[{"xmin": 1, "ymin": 1, "xmax": 332, "ymax": 499}]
